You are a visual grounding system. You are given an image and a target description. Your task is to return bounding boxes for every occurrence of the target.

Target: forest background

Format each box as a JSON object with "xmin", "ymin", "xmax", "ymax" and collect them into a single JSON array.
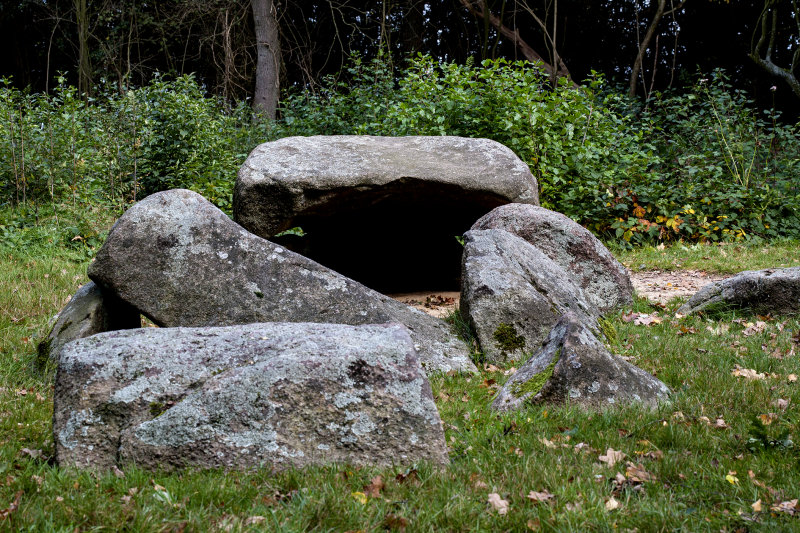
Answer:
[{"xmin": 1, "ymin": 0, "xmax": 800, "ymax": 247}]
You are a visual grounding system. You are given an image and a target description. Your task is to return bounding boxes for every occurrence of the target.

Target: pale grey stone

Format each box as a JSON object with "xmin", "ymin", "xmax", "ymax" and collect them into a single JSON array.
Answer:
[
  {"xmin": 37, "ymin": 281, "xmax": 139, "ymax": 365},
  {"xmin": 88, "ymin": 189, "xmax": 475, "ymax": 374},
  {"xmin": 472, "ymin": 204, "xmax": 633, "ymax": 313},
  {"xmin": 677, "ymin": 267, "xmax": 800, "ymax": 316},
  {"xmin": 460, "ymin": 229, "xmax": 599, "ymax": 363},
  {"xmin": 233, "ymin": 135, "xmax": 539, "ymax": 292},
  {"xmin": 492, "ymin": 312, "xmax": 670, "ymax": 411},
  {"xmin": 53, "ymin": 322, "xmax": 449, "ymax": 471}
]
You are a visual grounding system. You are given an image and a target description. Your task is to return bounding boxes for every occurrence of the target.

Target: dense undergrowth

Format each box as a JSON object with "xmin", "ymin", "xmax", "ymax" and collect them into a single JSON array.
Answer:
[{"xmin": 1, "ymin": 57, "xmax": 799, "ymax": 247}]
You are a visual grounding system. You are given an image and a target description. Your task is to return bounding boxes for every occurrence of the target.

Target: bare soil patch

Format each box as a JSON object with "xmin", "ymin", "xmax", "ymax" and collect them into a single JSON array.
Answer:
[{"xmin": 389, "ymin": 271, "xmax": 729, "ymax": 317}]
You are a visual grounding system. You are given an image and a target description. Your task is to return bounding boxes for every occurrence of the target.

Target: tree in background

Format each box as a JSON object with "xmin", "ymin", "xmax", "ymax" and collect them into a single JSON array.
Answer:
[{"xmin": 750, "ymin": 0, "xmax": 800, "ymax": 98}]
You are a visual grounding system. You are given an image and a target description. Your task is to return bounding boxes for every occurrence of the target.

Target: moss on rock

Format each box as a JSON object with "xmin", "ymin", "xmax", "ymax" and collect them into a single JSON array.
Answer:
[
  {"xmin": 510, "ymin": 348, "xmax": 560, "ymax": 399},
  {"xmin": 493, "ymin": 323, "xmax": 526, "ymax": 355}
]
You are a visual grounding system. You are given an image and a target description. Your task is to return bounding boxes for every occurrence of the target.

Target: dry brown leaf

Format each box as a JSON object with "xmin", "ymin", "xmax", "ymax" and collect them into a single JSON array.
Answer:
[
  {"xmin": 20, "ymin": 448, "xmax": 42, "ymax": 459},
  {"xmin": 731, "ymin": 365, "xmax": 766, "ymax": 380},
  {"xmin": 244, "ymin": 516, "xmax": 266, "ymax": 526},
  {"xmin": 538, "ymin": 437, "xmax": 557, "ymax": 449},
  {"xmin": 775, "ymin": 398, "xmax": 790, "ymax": 410},
  {"xmin": 396, "ymin": 469, "xmax": 418, "ymax": 485},
  {"xmin": 625, "ymin": 463, "xmax": 656, "ymax": 483},
  {"xmin": 751, "ymin": 499, "xmax": 762, "ymax": 512},
  {"xmin": 713, "ymin": 417, "xmax": 730, "ymax": 429},
  {"xmin": 384, "ymin": 513, "xmax": 408, "ymax": 532},
  {"xmin": 0, "ymin": 491, "xmax": 22, "ymax": 520},
  {"xmin": 771, "ymin": 499, "xmax": 799, "ymax": 515},
  {"xmin": 758, "ymin": 413, "xmax": 778, "ymax": 426},
  {"xmin": 599, "ymin": 448, "xmax": 626, "ymax": 467},
  {"xmin": 788, "ymin": 374, "xmax": 798, "ymax": 383},
  {"xmin": 527, "ymin": 518, "xmax": 541, "ymax": 531},
  {"xmin": 742, "ymin": 321, "xmax": 768, "ymax": 336},
  {"xmin": 526, "ymin": 490, "xmax": 555, "ymax": 504},
  {"xmin": 364, "ymin": 475, "xmax": 384, "ymax": 498},
  {"xmin": 605, "ymin": 497, "xmax": 620, "ymax": 511},
  {"xmin": 487, "ymin": 493, "xmax": 509, "ymax": 515}
]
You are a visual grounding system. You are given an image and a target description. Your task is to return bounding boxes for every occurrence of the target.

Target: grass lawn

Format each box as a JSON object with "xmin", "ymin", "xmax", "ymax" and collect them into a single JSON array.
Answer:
[{"xmin": 1, "ymin": 208, "xmax": 799, "ymax": 531}]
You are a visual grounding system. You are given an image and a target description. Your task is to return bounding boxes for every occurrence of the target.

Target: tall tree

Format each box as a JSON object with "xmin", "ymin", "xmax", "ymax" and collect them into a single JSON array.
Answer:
[
  {"xmin": 750, "ymin": 0, "xmax": 800, "ymax": 98},
  {"xmin": 251, "ymin": 0, "xmax": 280, "ymax": 118}
]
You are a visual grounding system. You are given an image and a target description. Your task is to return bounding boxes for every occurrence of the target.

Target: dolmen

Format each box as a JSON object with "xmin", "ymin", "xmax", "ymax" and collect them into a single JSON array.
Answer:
[{"xmin": 45, "ymin": 135, "xmax": 670, "ymax": 473}]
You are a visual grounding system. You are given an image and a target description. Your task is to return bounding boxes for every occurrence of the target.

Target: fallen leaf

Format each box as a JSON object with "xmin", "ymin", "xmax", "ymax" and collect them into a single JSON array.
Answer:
[
  {"xmin": 726, "ymin": 474, "xmax": 739, "ymax": 485},
  {"xmin": 244, "ymin": 516, "xmax": 266, "ymax": 526},
  {"xmin": 713, "ymin": 417, "xmax": 730, "ymax": 429},
  {"xmin": 599, "ymin": 448, "xmax": 626, "ymax": 468},
  {"xmin": 625, "ymin": 463, "xmax": 656, "ymax": 483},
  {"xmin": 20, "ymin": 448, "xmax": 42, "ymax": 460},
  {"xmin": 565, "ymin": 501, "xmax": 582, "ymax": 512},
  {"xmin": 0, "ymin": 491, "xmax": 22, "ymax": 519},
  {"xmin": 771, "ymin": 499, "xmax": 799, "ymax": 515},
  {"xmin": 751, "ymin": 499, "xmax": 762, "ymax": 512},
  {"xmin": 363, "ymin": 475, "xmax": 384, "ymax": 498},
  {"xmin": 742, "ymin": 321, "xmax": 768, "ymax": 336},
  {"xmin": 732, "ymin": 365, "xmax": 766, "ymax": 380},
  {"xmin": 758, "ymin": 413, "xmax": 778, "ymax": 426},
  {"xmin": 527, "ymin": 518, "xmax": 541, "ymax": 530},
  {"xmin": 775, "ymin": 399, "xmax": 790, "ymax": 410},
  {"xmin": 538, "ymin": 437, "xmax": 557, "ymax": 449},
  {"xmin": 112, "ymin": 465, "xmax": 125, "ymax": 479},
  {"xmin": 487, "ymin": 493, "xmax": 509, "ymax": 515},
  {"xmin": 351, "ymin": 491, "xmax": 368, "ymax": 505},
  {"xmin": 605, "ymin": 497, "xmax": 620, "ymax": 511},
  {"xmin": 484, "ymin": 364, "xmax": 500, "ymax": 372},
  {"xmin": 383, "ymin": 513, "xmax": 408, "ymax": 532},
  {"xmin": 395, "ymin": 469, "xmax": 418, "ymax": 484},
  {"xmin": 788, "ymin": 374, "xmax": 797, "ymax": 383},
  {"xmin": 706, "ymin": 324, "xmax": 730, "ymax": 336},
  {"xmin": 526, "ymin": 490, "xmax": 555, "ymax": 503}
]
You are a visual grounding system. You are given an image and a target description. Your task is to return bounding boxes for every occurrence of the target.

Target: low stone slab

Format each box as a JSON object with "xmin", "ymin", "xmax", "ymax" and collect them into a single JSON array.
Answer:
[
  {"xmin": 472, "ymin": 204, "xmax": 633, "ymax": 313},
  {"xmin": 460, "ymin": 229, "xmax": 598, "ymax": 363},
  {"xmin": 492, "ymin": 312, "xmax": 670, "ymax": 411},
  {"xmin": 677, "ymin": 267, "xmax": 800, "ymax": 316},
  {"xmin": 88, "ymin": 189, "xmax": 475, "ymax": 374},
  {"xmin": 37, "ymin": 281, "xmax": 140, "ymax": 365},
  {"xmin": 54, "ymin": 322, "xmax": 449, "ymax": 471},
  {"xmin": 233, "ymin": 136, "xmax": 540, "ymax": 292}
]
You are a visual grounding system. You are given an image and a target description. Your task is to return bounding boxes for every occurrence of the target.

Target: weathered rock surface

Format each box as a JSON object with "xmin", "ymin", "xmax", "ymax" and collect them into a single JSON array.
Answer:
[
  {"xmin": 492, "ymin": 312, "xmax": 670, "ymax": 411},
  {"xmin": 37, "ymin": 281, "xmax": 140, "ymax": 365},
  {"xmin": 460, "ymin": 229, "xmax": 599, "ymax": 363},
  {"xmin": 234, "ymin": 136, "xmax": 540, "ymax": 292},
  {"xmin": 472, "ymin": 204, "xmax": 633, "ymax": 313},
  {"xmin": 54, "ymin": 322, "xmax": 449, "ymax": 471},
  {"xmin": 677, "ymin": 267, "xmax": 800, "ymax": 316},
  {"xmin": 88, "ymin": 189, "xmax": 475, "ymax": 374}
]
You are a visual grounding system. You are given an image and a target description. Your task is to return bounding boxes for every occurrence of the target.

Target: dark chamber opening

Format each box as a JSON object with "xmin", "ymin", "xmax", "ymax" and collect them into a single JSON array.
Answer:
[{"xmin": 270, "ymin": 180, "xmax": 508, "ymax": 294}]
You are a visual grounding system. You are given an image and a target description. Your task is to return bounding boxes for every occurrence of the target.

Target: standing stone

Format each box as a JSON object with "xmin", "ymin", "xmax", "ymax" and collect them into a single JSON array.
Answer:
[
  {"xmin": 472, "ymin": 204, "xmax": 633, "ymax": 313},
  {"xmin": 677, "ymin": 267, "xmax": 800, "ymax": 316},
  {"xmin": 492, "ymin": 312, "xmax": 670, "ymax": 411},
  {"xmin": 37, "ymin": 281, "xmax": 140, "ymax": 365},
  {"xmin": 54, "ymin": 322, "xmax": 449, "ymax": 471},
  {"xmin": 88, "ymin": 189, "xmax": 475, "ymax": 374},
  {"xmin": 460, "ymin": 229, "xmax": 598, "ymax": 363},
  {"xmin": 233, "ymin": 136, "xmax": 540, "ymax": 292}
]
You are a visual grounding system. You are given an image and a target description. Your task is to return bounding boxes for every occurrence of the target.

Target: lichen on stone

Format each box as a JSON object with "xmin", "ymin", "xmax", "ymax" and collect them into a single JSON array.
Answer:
[
  {"xmin": 492, "ymin": 323, "xmax": 525, "ymax": 355},
  {"xmin": 510, "ymin": 348, "xmax": 560, "ymax": 400}
]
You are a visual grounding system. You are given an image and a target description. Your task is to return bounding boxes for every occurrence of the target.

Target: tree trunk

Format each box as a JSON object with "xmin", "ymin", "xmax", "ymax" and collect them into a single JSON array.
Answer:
[
  {"xmin": 75, "ymin": 0, "xmax": 92, "ymax": 95},
  {"xmin": 629, "ymin": 0, "xmax": 687, "ymax": 97},
  {"xmin": 251, "ymin": 0, "xmax": 280, "ymax": 119}
]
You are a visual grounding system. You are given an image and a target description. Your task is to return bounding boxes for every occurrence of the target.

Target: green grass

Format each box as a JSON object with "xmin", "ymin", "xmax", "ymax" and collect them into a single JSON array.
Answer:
[
  {"xmin": 612, "ymin": 239, "xmax": 800, "ymax": 273},
  {"xmin": 1, "ymin": 211, "xmax": 800, "ymax": 531}
]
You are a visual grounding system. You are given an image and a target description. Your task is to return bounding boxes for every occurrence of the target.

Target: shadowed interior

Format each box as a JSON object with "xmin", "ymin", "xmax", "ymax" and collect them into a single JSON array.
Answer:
[{"xmin": 270, "ymin": 179, "xmax": 510, "ymax": 293}]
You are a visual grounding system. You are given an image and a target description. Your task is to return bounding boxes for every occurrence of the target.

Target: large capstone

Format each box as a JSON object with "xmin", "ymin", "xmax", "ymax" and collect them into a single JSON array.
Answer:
[
  {"xmin": 37, "ymin": 281, "xmax": 140, "ymax": 365},
  {"xmin": 88, "ymin": 189, "xmax": 475, "ymax": 374},
  {"xmin": 677, "ymin": 267, "xmax": 800, "ymax": 317},
  {"xmin": 460, "ymin": 229, "xmax": 598, "ymax": 363},
  {"xmin": 472, "ymin": 204, "xmax": 633, "ymax": 313},
  {"xmin": 234, "ymin": 136, "xmax": 539, "ymax": 292},
  {"xmin": 54, "ymin": 322, "xmax": 450, "ymax": 472},
  {"xmin": 492, "ymin": 312, "xmax": 670, "ymax": 411}
]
